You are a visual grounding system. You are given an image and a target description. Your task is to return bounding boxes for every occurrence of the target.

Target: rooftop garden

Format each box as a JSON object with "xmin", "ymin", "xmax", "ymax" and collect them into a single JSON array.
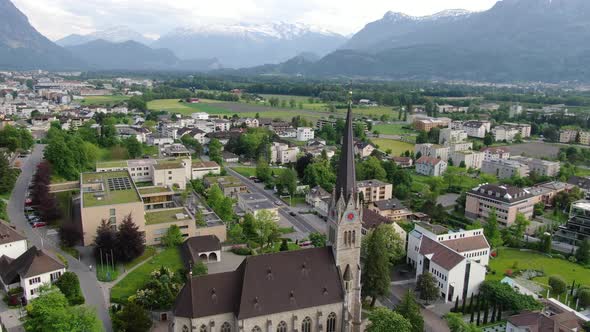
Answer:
[
  {"xmin": 145, "ymin": 208, "xmax": 188, "ymax": 225},
  {"xmin": 138, "ymin": 186, "xmax": 173, "ymax": 195},
  {"xmin": 95, "ymin": 160, "xmax": 128, "ymax": 169}
]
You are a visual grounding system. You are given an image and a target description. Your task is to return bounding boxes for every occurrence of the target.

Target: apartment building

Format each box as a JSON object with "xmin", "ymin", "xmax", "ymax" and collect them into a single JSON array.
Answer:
[
  {"xmin": 439, "ymin": 128, "xmax": 468, "ymax": 145},
  {"xmin": 407, "ymin": 222, "xmax": 490, "ymax": 302},
  {"xmin": 451, "ymin": 150, "xmax": 485, "ymax": 169},
  {"xmin": 416, "ymin": 156, "xmax": 448, "ymax": 176},
  {"xmin": 559, "ymin": 130, "xmax": 579, "ymax": 143},
  {"xmin": 414, "ymin": 117, "xmax": 451, "ymax": 132},
  {"xmin": 357, "ymin": 179, "xmax": 393, "ymax": 204},
  {"xmin": 449, "ymin": 142, "xmax": 473, "ymax": 153},
  {"xmin": 481, "ymin": 159, "xmax": 529, "ymax": 179},
  {"xmin": 296, "ymin": 127, "xmax": 314, "ymax": 141},
  {"xmin": 482, "ymin": 147, "xmax": 510, "ymax": 161},
  {"xmin": 369, "ymin": 198, "xmax": 412, "ymax": 221},
  {"xmin": 554, "ymin": 200, "xmax": 590, "ymax": 247},
  {"xmin": 97, "ymin": 158, "xmax": 189, "ymax": 190},
  {"xmin": 204, "ymin": 176, "xmax": 248, "ymax": 198},
  {"xmin": 458, "ymin": 120, "xmax": 491, "ymax": 138},
  {"xmin": 504, "ymin": 123, "xmax": 532, "ymax": 138},
  {"xmin": 237, "ymin": 193, "xmax": 279, "ymax": 221},
  {"xmin": 270, "ymin": 142, "xmax": 300, "ymax": 164},
  {"xmin": 465, "ymin": 184, "xmax": 536, "ymax": 226},
  {"xmin": 491, "ymin": 125, "xmax": 520, "ymax": 142},
  {"xmin": 415, "ymin": 143, "xmax": 450, "ymax": 161},
  {"xmin": 510, "ymin": 156, "xmax": 560, "ymax": 177}
]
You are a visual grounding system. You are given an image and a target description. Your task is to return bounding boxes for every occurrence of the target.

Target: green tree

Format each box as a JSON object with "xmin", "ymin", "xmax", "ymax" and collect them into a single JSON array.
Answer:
[
  {"xmin": 395, "ymin": 290, "xmax": 424, "ymax": 332},
  {"xmin": 207, "ymin": 184, "xmax": 225, "ymax": 211},
  {"xmin": 279, "ymin": 239, "xmax": 289, "ymax": 251},
  {"xmin": 362, "ymin": 224, "xmax": 391, "ymax": 306},
  {"xmin": 367, "ymin": 308, "xmax": 412, "ymax": 332},
  {"xmin": 539, "ymin": 233, "xmax": 552, "ymax": 253},
  {"xmin": 445, "ymin": 313, "xmax": 482, "ymax": 332},
  {"xmin": 416, "ymin": 273, "xmax": 439, "ymax": 304},
  {"xmin": 112, "ymin": 302, "xmax": 152, "ymax": 332},
  {"xmin": 512, "ymin": 212, "xmax": 530, "ymax": 241},
  {"xmin": 533, "ymin": 202, "xmax": 545, "ymax": 217},
  {"xmin": 276, "ymin": 168, "xmax": 297, "ymax": 196},
  {"xmin": 116, "ymin": 214, "xmax": 145, "ymax": 262},
  {"xmin": 483, "ymin": 133, "xmax": 493, "ymax": 146},
  {"xmin": 127, "ymin": 96, "xmax": 147, "ymax": 110},
  {"xmin": 549, "ymin": 275, "xmax": 567, "ymax": 294},
  {"xmin": 161, "ymin": 225, "xmax": 184, "ymax": 248},
  {"xmin": 309, "ymin": 232, "xmax": 326, "ymax": 248},
  {"xmin": 54, "ymin": 272, "xmax": 84, "ymax": 305},
  {"xmin": 575, "ymin": 239, "xmax": 590, "ymax": 265},
  {"xmin": 356, "ymin": 156, "xmax": 387, "ymax": 181},
  {"xmin": 192, "ymin": 261, "xmax": 208, "ymax": 276},
  {"xmin": 124, "ymin": 136, "xmax": 143, "ymax": 158},
  {"xmin": 302, "ymin": 159, "xmax": 336, "ymax": 192},
  {"xmin": 363, "ymin": 224, "xmax": 405, "ymax": 265},
  {"xmin": 208, "ymin": 138, "xmax": 223, "ymax": 165},
  {"xmin": 484, "ymin": 209, "xmax": 503, "ymax": 249},
  {"xmin": 252, "ymin": 210, "xmax": 279, "ymax": 248},
  {"xmin": 256, "ymin": 158, "xmax": 272, "ymax": 182}
]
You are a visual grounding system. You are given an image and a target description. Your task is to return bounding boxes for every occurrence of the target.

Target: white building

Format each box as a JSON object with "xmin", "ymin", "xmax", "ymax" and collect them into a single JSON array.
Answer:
[
  {"xmin": 237, "ymin": 193, "xmax": 279, "ymax": 221},
  {"xmin": 481, "ymin": 159, "xmax": 530, "ymax": 179},
  {"xmin": 416, "ymin": 156, "xmax": 447, "ymax": 176},
  {"xmin": 191, "ymin": 160, "xmax": 221, "ymax": 180},
  {"xmin": 0, "ymin": 222, "xmax": 27, "ymax": 259},
  {"xmin": 407, "ymin": 222, "xmax": 490, "ymax": 302},
  {"xmin": 482, "ymin": 147, "xmax": 510, "ymax": 162},
  {"xmin": 0, "ymin": 247, "xmax": 66, "ymax": 301},
  {"xmin": 439, "ymin": 128, "xmax": 468, "ymax": 145},
  {"xmin": 270, "ymin": 142, "xmax": 300, "ymax": 164},
  {"xmin": 191, "ymin": 112, "xmax": 209, "ymax": 120},
  {"xmin": 415, "ymin": 144, "xmax": 449, "ymax": 161},
  {"xmin": 458, "ymin": 121, "xmax": 491, "ymax": 138},
  {"xmin": 296, "ymin": 127, "xmax": 315, "ymax": 141},
  {"xmin": 492, "ymin": 126, "xmax": 520, "ymax": 142},
  {"xmin": 451, "ymin": 150, "xmax": 485, "ymax": 169}
]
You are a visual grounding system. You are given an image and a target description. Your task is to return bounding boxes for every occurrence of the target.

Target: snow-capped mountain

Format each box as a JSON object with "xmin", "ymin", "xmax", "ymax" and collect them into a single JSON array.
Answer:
[
  {"xmin": 152, "ymin": 21, "xmax": 347, "ymax": 68},
  {"xmin": 56, "ymin": 26, "xmax": 155, "ymax": 47}
]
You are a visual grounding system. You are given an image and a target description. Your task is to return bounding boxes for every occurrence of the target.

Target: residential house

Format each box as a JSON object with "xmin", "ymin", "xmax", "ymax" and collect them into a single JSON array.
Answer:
[
  {"xmin": 482, "ymin": 147, "xmax": 510, "ymax": 161},
  {"xmin": 481, "ymin": 159, "xmax": 529, "ymax": 179},
  {"xmin": 392, "ymin": 156, "xmax": 413, "ymax": 168},
  {"xmin": 415, "ymin": 143, "xmax": 449, "ymax": 161},
  {"xmin": 181, "ymin": 235, "xmax": 221, "ymax": 265},
  {"xmin": 506, "ymin": 300, "xmax": 586, "ymax": 332},
  {"xmin": 368, "ymin": 198, "xmax": 412, "ymax": 221},
  {"xmin": 305, "ymin": 186, "xmax": 331, "ymax": 218},
  {"xmin": 221, "ymin": 151, "xmax": 239, "ymax": 164},
  {"xmin": 296, "ymin": 127, "xmax": 314, "ymax": 141},
  {"xmin": 0, "ymin": 221, "xmax": 27, "ymax": 259},
  {"xmin": 354, "ymin": 141, "xmax": 375, "ymax": 158},
  {"xmin": 357, "ymin": 180, "xmax": 393, "ymax": 205},
  {"xmin": 416, "ymin": 156, "xmax": 447, "ymax": 176}
]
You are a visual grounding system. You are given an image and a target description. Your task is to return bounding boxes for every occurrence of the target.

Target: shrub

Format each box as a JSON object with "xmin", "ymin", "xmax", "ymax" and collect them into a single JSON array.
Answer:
[
  {"xmin": 231, "ymin": 247, "xmax": 252, "ymax": 256},
  {"xmin": 548, "ymin": 275, "xmax": 567, "ymax": 294},
  {"xmin": 55, "ymin": 272, "xmax": 84, "ymax": 305},
  {"xmin": 578, "ymin": 288, "xmax": 590, "ymax": 307}
]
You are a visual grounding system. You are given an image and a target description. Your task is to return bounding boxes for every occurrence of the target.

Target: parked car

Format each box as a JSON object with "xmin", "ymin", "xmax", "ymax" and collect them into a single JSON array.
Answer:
[
  {"xmin": 275, "ymin": 200, "xmax": 283, "ymax": 206},
  {"xmin": 32, "ymin": 222, "xmax": 46, "ymax": 228},
  {"xmin": 24, "ymin": 206, "xmax": 34, "ymax": 213},
  {"xmin": 289, "ymin": 211, "xmax": 297, "ymax": 217},
  {"xmin": 25, "ymin": 198, "xmax": 33, "ymax": 205}
]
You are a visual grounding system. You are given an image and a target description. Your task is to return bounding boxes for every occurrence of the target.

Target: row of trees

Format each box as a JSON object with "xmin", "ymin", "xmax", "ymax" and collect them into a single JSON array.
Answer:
[
  {"xmin": 0, "ymin": 124, "xmax": 34, "ymax": 152},
  {"xmin": 94, "ymin": 214, "xmax": 145, "ymax": 263},
  {"xmin": 30, "ymin": 162, "xmax": 61, "ymax": 224}
]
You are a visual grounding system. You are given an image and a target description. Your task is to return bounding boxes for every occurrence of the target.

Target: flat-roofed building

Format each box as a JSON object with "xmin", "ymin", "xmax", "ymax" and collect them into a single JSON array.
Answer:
[
  {"xmin": 451, "ymin": 150, "xmax": 485, "ymax": 169},
  {"xmin": 415, "ymin": 143, "xmax": 449, "ymax": 161},
  {"xmin": 459, "ymin": 120, "xmax": 491, "ymax": 138},
  {"xmin": 439, "ymin": 128, "xmax": 468, "ymax": 145},
  {"xmin": 414, "ymin": 117, "xmax": 451, "ymax": 132},
  {"xmin": 481, "ymin": 159, "xmax": 529, "ymax": 179},
  {"xmin": 204, "ymin": 176, "xmax": 248, "ymax": 198},
  {"xmin": 357, "ymin": 179, "xmax": 393, "ymax": 204},
  {"xmin": 482, "ymin": 147, "xmax": 510, "ymax": 161},
  {"xmin": 237, "ymin": 193, "xmax": 279, "ymax": 221},
  {"xmin": 191, "ymin": 160, "xmax": 221, "ymax": 179},
  {"xmin": 492, "ymin": 125, "xmax": 520, "ymax": 142},
  {"xmin": 504, "ymin": 123, "xmax": 532, "ymax": 138},
  {"xmin": 465, "ymin": 184, "xmax": 536, "ymax": 226},
  {"xmin": 270, "ymin": 142, "xmax": 300, "ymax": 164},
  {"xmin": 554, "ymin": 200, "xmax": 590, "ymax": 246},
  {"xmin": 510, "ymin": 156, "xmax": 560, "ymax": 177}
]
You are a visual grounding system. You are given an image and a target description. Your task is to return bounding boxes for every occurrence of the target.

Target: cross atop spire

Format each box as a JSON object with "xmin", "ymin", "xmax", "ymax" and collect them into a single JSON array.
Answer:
[{"xmin": 334, "ymin": 86, "xmax": 356, "ymax": 204}]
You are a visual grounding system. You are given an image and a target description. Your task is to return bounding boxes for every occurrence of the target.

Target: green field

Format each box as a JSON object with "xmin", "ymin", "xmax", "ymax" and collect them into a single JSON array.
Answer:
[
  {"xmin": 80, "ymin": 95, "xmax": 130, "ymax": 106},
  {"xmin": 487, "ymin": 248, "xmax": 590, "ymax": 288},
  {"xmin": 372, "ymin": 138, "xmax": 415, "ymax": 155},
  {"xmin": 410, "ymin": 167, "xmax": 498, "ymax": 193},
  {"xmin": 147, "ymin": 99, "xmax": 232, "ymax": 116},
  {"xmin": 110, "ymin": 247, "xmax": 183, "ymax": 303},
  {"xmin": 374, "ymin": 123, "xmax": 416, "ymax": 136}
]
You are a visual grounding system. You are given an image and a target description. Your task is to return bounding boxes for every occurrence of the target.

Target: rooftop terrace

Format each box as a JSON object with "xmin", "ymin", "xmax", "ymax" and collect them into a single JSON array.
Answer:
[
  {"xmin": 145, "ymin": 208, "xmax": 191, "ymax": 225},
  {"xmin": 81, "ymin": 171, "xmax": 140, "ymax": 207}
]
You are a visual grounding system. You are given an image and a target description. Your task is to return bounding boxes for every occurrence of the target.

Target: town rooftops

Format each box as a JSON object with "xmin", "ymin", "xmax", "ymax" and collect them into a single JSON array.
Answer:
[
  {"xmin": 481, "ymin": 146, "xmax": 510, "ymax": 154},
  {"xmin": 145, "ymin": 208, "xmax": 190, "ymax": 225},
  {"xmin": 174, "ymin": 247, "xmax": 344, "ymax": 320},
  {"xmin": 507, "ymin": 310, "xmax": 582, "ymax": 331},
  {"xmin": 416, "ymin": 156, "xmax": 444, "ymax": 166},
  {"xmin": 462, "ymin": 121, "xmax": 487, "ymax": 128},
  {"xmin": 0, "ymin": 221, "xmax": 25, "ymax": 245},
  {"xmin": 152, "ymin": 159, "xmax": 185, "ymax": 170},
  {"xmin": 81, "ymin": 171, "xmax": 140, "ymax": 207},
  {"xmin": 191, "ymin": 160, "xmax": 219, "ymax": 168},
  {"xmin": 205, "ymin": 176, "xmax": 243, "ymax": 187},
  {"xmin": 356, "ymin": 179, "xmax": 389, "ymax": 188},
  {"xmin": 469, "ymin": 183, "xmax": 533, "ymax": 203},
  {"xmin": 416, "ymin": 221, "xmax": 449, "ymax": 235},
  {"xmin": 372, "ymin": 198, "xmax": 406, "ymax": 211},
  {"xmin": 362, "ymin": 208, "xmax": 392, "ymax": 230},
  {"xmin": 568, "ymin": 176, "xmax": 590, "ymax": 191},
  {"xmin": 0, "ymin": 247, "xmax": 65, "ymax": 285}
]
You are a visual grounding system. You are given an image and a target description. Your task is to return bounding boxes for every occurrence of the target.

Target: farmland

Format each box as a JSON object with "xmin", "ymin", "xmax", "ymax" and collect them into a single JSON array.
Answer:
[
  {"xmin": 147, "ymin": 99, "xmax": 233, "ymax": 116},
  {"xmin": 80, "ymin": 95, "xmax": 129, "ymax": 106},
  {"xmin": 373, "ymin": 123, "xmax": 416, "ymax": 135}
]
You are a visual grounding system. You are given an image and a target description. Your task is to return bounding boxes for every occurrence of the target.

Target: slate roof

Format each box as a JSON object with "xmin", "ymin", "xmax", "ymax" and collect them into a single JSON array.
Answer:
[
  {"xmin": 362, "ymin": 208, "xmax": 391, "ymax": 230},
  {"xmin": 419, "ymin": 236, "xmax": 465, "ymax": 270},
  {"xmin": 469, "ymin": 184, "xmax": 533, "ymax": 203},
  {"xmin": 174, "ymin": 247, "xmax": 344, "ymax": 319},
  {"xmin": 440, "ymin": 235, "xmax": 489, "ymax": 253},
  {"xmin": 372, "ymin": 198, "xmax": 406, "ymax": 211},
  {"xmin": 417, "ymin": 156, "xmax": 444, "ymax": 166},
  {"xmin": 182, "ymin": 235, "xmax": 222, "ymax": 267},
  {"xmin": 0, "ymin": 247, "xmax": 65, "ymax": 285},
  {"xmin": 0, "ymin": 221, "xmax": 25, "ymax": 245}
]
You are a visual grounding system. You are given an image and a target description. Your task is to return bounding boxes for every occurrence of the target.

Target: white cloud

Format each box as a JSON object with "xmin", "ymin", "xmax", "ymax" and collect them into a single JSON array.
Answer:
[{"xmin": 12, "ymin": 0, "xmax": 499, "ymax": 40}]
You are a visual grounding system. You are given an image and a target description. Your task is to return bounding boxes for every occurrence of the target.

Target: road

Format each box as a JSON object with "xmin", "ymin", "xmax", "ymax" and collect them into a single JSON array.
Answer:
[
  {"xmin": 225, "ymin": 167, "xmax": 320, "ymax": 234},
  {"xmin": 7, "ymin": 145, "xmax": 113, "ymax": 332}
]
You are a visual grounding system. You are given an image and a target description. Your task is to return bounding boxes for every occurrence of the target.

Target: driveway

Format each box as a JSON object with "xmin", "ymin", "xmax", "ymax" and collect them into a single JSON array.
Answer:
[{"xmin": 7, "ymin": 145, "xmax": 112, "ymax": 332}]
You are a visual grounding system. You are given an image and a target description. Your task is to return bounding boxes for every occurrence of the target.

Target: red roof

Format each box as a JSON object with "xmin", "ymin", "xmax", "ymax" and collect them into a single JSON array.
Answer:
[{"xmin": 417, "ymin": 156, "xmax": 443, "ymax": 166}]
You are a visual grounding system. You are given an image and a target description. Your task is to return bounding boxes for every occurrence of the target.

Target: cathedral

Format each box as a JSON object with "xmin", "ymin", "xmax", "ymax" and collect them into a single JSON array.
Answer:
[{"xmin": 171, "ymin": 101, "xmax": 363, "ymax": 332}]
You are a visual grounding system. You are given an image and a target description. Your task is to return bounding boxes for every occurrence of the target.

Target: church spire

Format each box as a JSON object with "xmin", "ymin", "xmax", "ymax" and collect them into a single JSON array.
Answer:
[{"xmin": 334, "ymin": 85, "xmax": 356, "ymax": 204}]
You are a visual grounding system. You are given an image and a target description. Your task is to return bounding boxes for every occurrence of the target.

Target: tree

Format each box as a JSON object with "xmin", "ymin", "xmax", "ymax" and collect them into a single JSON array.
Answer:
[
  {"xmin": 356, "ymin": 156, "xmax": 387, "ymax": 181},
  {"xmin": 367, "ymin": 308, "xmax": 412, "ymax": 332},
  {"xmin": 279, "ymin": 239, "xmax": 289, "ymax": 251},
  {"xmin": 445, "ymin": 313, "xmax": 482, "ymax": 332},
  {"xmin": 208, "ymin": 138, "xmax": 223, "ymax": 165},
  {"xmin": 362, "ymin": 225, "xmax": 391, "ymax": 306},
  {"xmin": 575, "ymin": 239, "xmax": 590, "ymax": 265},
  {"xmin": 207, "ymin": 184, "xmax": 224, "ymax": 211},
  {"xmin": 549, "ymin": 275, "xmax": 567, "ymax": 294},
  {"xmin": 533, "ymin": 202, "xmax": 545, "ymax": 217},
  {"xmin": 180, "ymin": 135, "xmax": 203, "ymax": 157},
  {"xmin": 295, "ymin": 153, "xmax": 314, "ymax": 178},
  {"xmin": 161, "ymin": 225, "xmax": 184, "ymax": 248},
  {"xmin": 192, "ymin": 261, "xmax": 208, "ymax": 276},
  {"xmin": 512, "ymin": 212, "xmax": 530, "ymax": 241},
  {"xmin": 539, "ymin": 233, "xmax": 552, "ymax": 253},
  {"xmin": 309, "ymin": 232, "xmax": 326, "ymax": 248},
  {"xmin": 479, "ymin": 280, "xmax": 542, "ymax": 312},
  {"xmin": 395, "ymin": 290, "xmax": 424, "ymax": 332},
  {"xmin": 302, "ymin": 159, "xmax": 336, "ymax": 192},
  {"xmin": 54, "ymin": 272, "xmax": 84, "ymax": 305},
  {"xmin": 363, "ymin": 224, "xmax": 405, "ymax": 265},
  {"xmin": 483, "ymin": 133, "xmax": 493, "ymax": 146},
  {"xmin": 93, "ymin": 220, "xmax": 117, "ymax": 260},
  {"xmin": 484, "ymin": 209, "xmax": 503, "ymax": 249},
  {"xmin": 59, "ymin": 222, "xmax": 82, "ymax": 248},
  {"xmin": 256, "ymin": 158, "xmax": 271, "ymax": 182},
  {"xmin": 416, "ymin": 273, "xmax": 439, "ymax": 304},
  {"xmin": 116, "ymin": 214, "xmax": 145, "ymax": 262},
  {"xmin": 276, "ymin": 168, "xmax": 297, "ymax": 196},
  {"xmin": 124, "ymin": 137, "xmax": 143, "ymax": 159},
  {"xmin": 127, "ymin": 96, "xmax": 147, "ymax": 110},
  {"xmin": 252, "ymin": 210, "xmax": 279, "ymax": 248},
  {"xmin": 112, "ymin": 302, "xmax": 152, "ymax": 332},
  {"xmin": 24, "ymin": 286, "xmax": 102, "ymax": 332}
]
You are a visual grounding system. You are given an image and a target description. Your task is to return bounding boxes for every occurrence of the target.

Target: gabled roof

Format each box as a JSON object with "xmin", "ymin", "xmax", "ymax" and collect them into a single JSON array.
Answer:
[
  {"xmin": 0, "ymin": 247, "xmax": 65, "ymax": 284},
  {"xmin": 362, "ymin": 208, "xmax": 392, "ymax": 230},
  {"xmin": 372, "ymin": 198, "xmax": 406, "ymax": 211},
  {"xmin": 416, "ymin": 156, "xmax": 444, "ymax": 166},
  {"xmin": 174, "ymin": 247, "xmax": 344, "ymax": 320},
  {"xmin": 440, "ymin": 235, "xmax": 490, "ymax": 253},
  {"xmin": 0, "ymin": 221, "xmax": 25, "ymax": 245},
  {"xmin": 419, "ymin": 236, "xmax": 464, "ymax": 271},
  {"xmin": 182, "ymin": 235, "xmax": 222, "ymax": 266}
]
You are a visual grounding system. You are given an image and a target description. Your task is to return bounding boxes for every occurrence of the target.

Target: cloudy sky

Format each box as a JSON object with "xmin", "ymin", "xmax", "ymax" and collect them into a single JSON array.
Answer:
[{"xmin": 12, "ymin": 0, "xmax": 500, "ymax": 40}]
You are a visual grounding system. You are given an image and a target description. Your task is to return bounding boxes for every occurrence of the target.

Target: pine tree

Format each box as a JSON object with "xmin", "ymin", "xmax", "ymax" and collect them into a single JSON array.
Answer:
[
  {"xmin": 484, "ymin": 209, "xmax": 503, "ymax": 249},
  {"xmin": 395, "ymin": 290, "xmax": 424, "ymax": 332},
  {"xmin": 483, "ymin": 300, "xmax": 489, "ymax": 324},
  {"xmin": 461, "ymin": 295, "xmax": 467, "ymax": 313},
  {"xmin": 476, "ymin": 296, "xmax": 481, "ymax": 326},
  {"xmin": 362, "ymin": 225, "xmax": 392, "ymax": 307},
  {"xmin": 116, "ymin": 214, "xmax": 145, "ymax": 262},
  {"xmin": 490, "ymin": 302, "xmax": 497, "ymax": 323},
  {"xmin": 416, "ymin": 273, "xmax": 439, "ymax": 304},
  {"xmin": 93, "ymin": 220, "xmax": 116, "ymax": 260}
]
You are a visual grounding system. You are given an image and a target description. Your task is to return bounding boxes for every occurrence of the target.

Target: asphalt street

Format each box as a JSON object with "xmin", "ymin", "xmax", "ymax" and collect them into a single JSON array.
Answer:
[{"xmin": 7, "ymin": 145, "xmax": 112, "ymax": 332}]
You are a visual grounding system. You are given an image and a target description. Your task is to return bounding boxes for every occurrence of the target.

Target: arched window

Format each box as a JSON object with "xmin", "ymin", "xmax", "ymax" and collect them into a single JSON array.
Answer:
[
  {"xmin": 352, "ymin": 230, "xmax": 356, "ymax": 244},
  {"xmin": 221, "ymin": 322, "xmax": 231, "ymax": 332},
  {"xmin": 326, "ymin": 312, "xmax": 337, "ymax": 332},
  {"xmin": 301, "ymin": 317, "xmax": 312, "ymax": 332},
  {"xmin": 276, "ymin": 321, "xmax": 287, "ymax": 332},
  {"xmin": 252, "ymin": 326, "xmax": 262, "ymax": 332},
  {"xmin": 182, "ymin": 326, "xmax": 189, "ymax": 332},
  {"xmin": 200, "ymin": 324, "xmax": 208, "ymax": 332}
]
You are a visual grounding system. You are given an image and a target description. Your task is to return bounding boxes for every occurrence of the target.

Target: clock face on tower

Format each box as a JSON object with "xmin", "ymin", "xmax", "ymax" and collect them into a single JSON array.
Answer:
[{"xmin": 346, "ymin": 211, "xmax": 356, "ymax": 222}]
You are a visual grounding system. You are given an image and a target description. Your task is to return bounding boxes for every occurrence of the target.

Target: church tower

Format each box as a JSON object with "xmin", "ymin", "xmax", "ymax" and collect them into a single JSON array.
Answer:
[{"xmin": 327, "ymin": 90, "xmax": 362, "ymax": 332}]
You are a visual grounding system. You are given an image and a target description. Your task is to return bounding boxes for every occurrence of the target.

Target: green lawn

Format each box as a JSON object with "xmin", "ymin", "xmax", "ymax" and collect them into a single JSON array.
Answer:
[
  {"xmin": 410, "ymin": 167, "xmax": 498, "ymax": 193},
  {"xmin": 124, "ymin": 246, "xmax": 157, "ymax": 270},
  {"xmin": 147, "ymin": 99, "xmax": 232, "ymax": 116},
  {"xmin": 374, "ymin": 124, "xmax": 416, "ymax": 136},
  {"xmin": 81, "ymin": 95, "xmax": 129, "ymax": 106},
  {"xmin": 145, "ymin": 208, "xmax": 186, "ymax": 225},
  {"xmin": 372, "ymin": 138, "xmax": 415, "ymax": 155},
  {"xmin": 97, "ymin": 264, "xmax": 119, "ymax": 282},
  {"xmin": 110, "ymin": 247, "xmax": 183, "ymax": 303},
  {"xmin": 487, "ymin": 248, "xmax": 590, "ymax": 288}
]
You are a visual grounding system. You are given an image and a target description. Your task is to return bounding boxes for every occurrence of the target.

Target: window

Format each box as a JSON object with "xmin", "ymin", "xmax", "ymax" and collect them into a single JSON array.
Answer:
[
  {"xmin": 110, "ymin": 208, "xmax": 116, "ymax": 216},
  {"xmin": 182, "ymin": 326, "xmax": 189, "ymax": 332},
  {"xmin": 301, "ymin": 317, "xmax": 312, "ymax": 332},
  {"xmin": 50, "ymin": 271, "xmax": 62, "ymax": 282},
  {"xmin": 30, "ymin": 288, "xmax": 37, "ymax": 296},
  {"xmin": 200, "ymin": 325, "xmax": 207, "ymax": 332},
  {"xmin": 252, "ymin": 326, "xmax": 262, "ymax": 332},
  {"xmin": 29, "ymin": 277, "xmax": 41, "ymax": 285},
  {"xmin": 326, "ymin": 312, "xmax": 337, "ymax": 332},
  {"xmin": 277, "ymin": 321, "xmax": 287, "ymax": 332},
  {"xmin": 221, "ymin": 322, "xmax": 231, "ymax": 332}
]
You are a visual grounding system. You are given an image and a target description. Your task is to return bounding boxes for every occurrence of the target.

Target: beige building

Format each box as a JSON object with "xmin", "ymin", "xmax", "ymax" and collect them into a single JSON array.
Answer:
[
  {"xmin": 559, "ymin": 130, "xmax": 579, "ymax": 143},
  {"xmin": 204, "ymin": 176, "xmax": 248, "ymax": 198},
  {"xmin": 451, "ymin": 150, "xmax": 485, "ymax": 169},
  {"xmin": 237, "ymin": 193, "xmax": 279, "ymax": 221},
  {"xmin": 481, "ymin": 159, "xmax": 529, "ymax": 179},
  {"xmin": 191, "ymin": 160, "xmax": 221, "ymax": 179},
  {"xmin": 510, "ymin": 156, "xmax": 560, "ymax": 177},
  {"xmin": 449, "ymin": 142, "xmax": 473, "ymax": 153},
  {"xmin": 439, "ymin": 128, "xmax": 468, "ymax": 145},
  {"xmin": 96, "ymin": 157, "xmax": 199, "ymax": 188},
  {"xmin": 482, "ymin": 147, "xmax": 510, "ymax": 162},
  {"xmin": 368, "ymin": 198, "xmax": 412, "ymax": 221},
  {"xmin": 415, "ymin": 143, "xmax": 449, "ymax": 161},
  {"xmin": 416, "ymin": 156, "xmax": 447, "ymax": 176},
  {"xmin": 270, "ymin": 142, "xmax": 300, "ymax": 164},
  {"xmin": 504, "ymin": 123, "xmax": 532, "ymax": 138},
  {"xmin": 414, "ymin": 117, "xmax": 451, "ymax": 132},
  {"xmin": 491, "ymin": 126, "xmax": 520, "ymax": 142},
  {"xmin": 465, "ymin": 184, "xmax": 536, "ymax": 226},
  {"xmin": 357, "ymin": 179, "xmax": 393, "ymax": 204}
]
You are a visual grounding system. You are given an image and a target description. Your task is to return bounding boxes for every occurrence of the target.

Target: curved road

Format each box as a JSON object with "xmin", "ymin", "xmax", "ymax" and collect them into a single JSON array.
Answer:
[{"xmin": 7, "ymin": 145, "xmax": 112, "ymax": 332}]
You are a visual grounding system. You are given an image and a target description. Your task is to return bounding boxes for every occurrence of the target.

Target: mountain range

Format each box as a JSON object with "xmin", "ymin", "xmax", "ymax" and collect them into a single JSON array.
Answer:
[{"xmin": 56, "ymin": 26, "xmax": 155, "ymax": 47}]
